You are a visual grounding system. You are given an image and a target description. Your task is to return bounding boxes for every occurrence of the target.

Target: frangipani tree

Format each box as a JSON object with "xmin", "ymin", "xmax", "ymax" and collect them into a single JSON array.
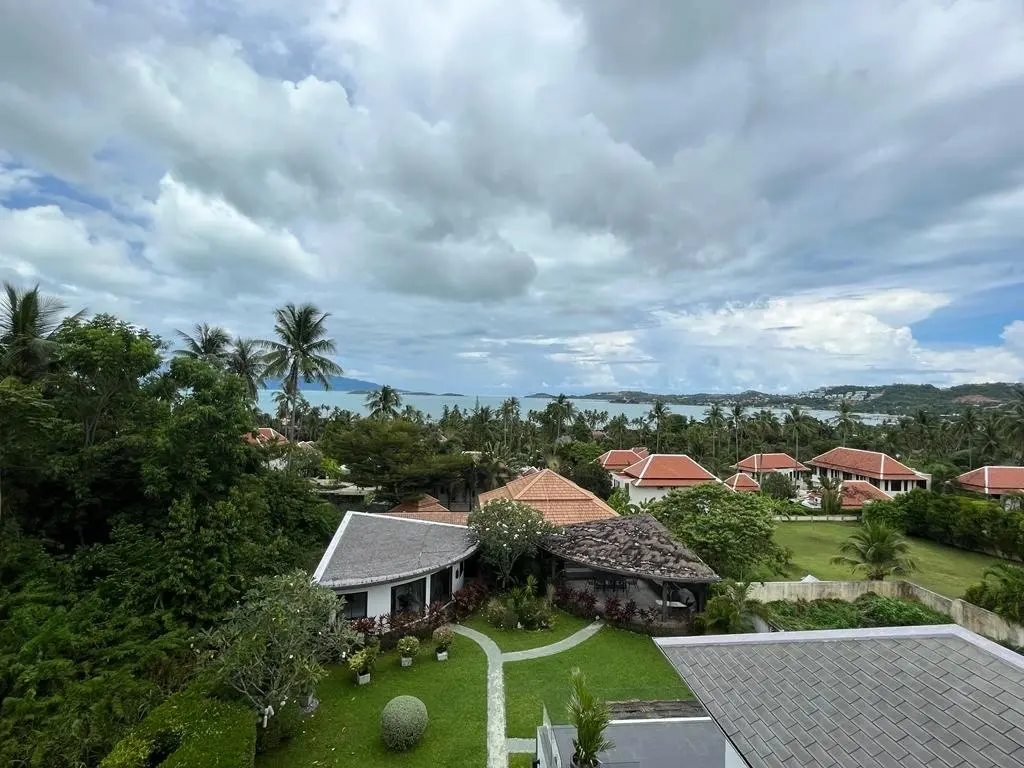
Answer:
[{"xmin": 467, "ymin": 499, "xmax": 555, "ymax": 587}]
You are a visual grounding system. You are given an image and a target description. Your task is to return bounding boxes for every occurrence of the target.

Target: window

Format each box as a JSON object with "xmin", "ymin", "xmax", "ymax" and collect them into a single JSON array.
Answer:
[
  {"xmin": 341, "ymin": 591, "xmax": 367, "ymax": 619},
  {"xmin": 431, "ymin": 566, "xmax": 453, "ymax": 604},
  {"xmin": 391, "ymin": 578, "xmax": 427, "ymax": 615}
]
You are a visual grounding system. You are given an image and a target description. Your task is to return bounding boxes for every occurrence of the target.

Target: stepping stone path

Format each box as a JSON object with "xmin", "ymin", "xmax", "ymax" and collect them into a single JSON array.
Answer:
[{"xmin": 453, "ymin": 620, "xmax": 604, "ymax": 768}]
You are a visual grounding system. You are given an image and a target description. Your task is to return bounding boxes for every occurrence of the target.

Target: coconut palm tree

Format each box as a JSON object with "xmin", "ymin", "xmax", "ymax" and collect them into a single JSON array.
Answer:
[
  {"xmin": 365, "ymin": 385, "xmax": 403, "ymax": 421},
  {"xmin": 0, "ymin": 281, "xmax": 84, "ymax": 380},
  {"xmin": 834, "ymin": 400, "xmax": 859, "ymax": 447},
  {"xmin": 830, "ymin": 521, "xmax": 917, "ymax": 581},
  {"xmin": 606, "ymin": 413, "xmax": 630, "ymax": 448},
  {"xmin": 226, "ymin": 337, "xmax": 267, "ymax": 402},
  {"xmin": 499, "ymin": 397, "xmax": 520, "ymax": 450},
  {"xmin": 551, "ymin": 394, "xmax": 575, "ymax": 442},
  {"xmin": 978, "ymin": 412, "xmax": 1004, "ymax": 465},
  {"xmin": 174, "ymin": 322, "xmax": 231, "ymax": 364},
  {"xmin": 784, "ymin": 405, "xmax": 811, "ymax": 462},
  {"xmin": 817, "ymin": 475, "xmax": 843, "ymax": 516},
  {"xmin": 649, "ymin": 399, "xmax": 670, "ymax": 452},
  {"xmin": 1000, "ymin": 387, "xmax": 1024, "ymax": 463},
  {"xmin": 706, "ymin": 404, "xmax": 726, "ymax": 468},
  {"xmin": 953, "ymin": 406, "xmax": 979, "ymax": 466},
  {"xmin": 729, "ymin": 404, "xmax": 746, "ymax": 465},
  {"xmin": 752, "ymin": 409, "xmax": 780, "ymax": 447},
  {"xmin": 260, "ymin": 303, "xmax": 343, "ymax": 440}
]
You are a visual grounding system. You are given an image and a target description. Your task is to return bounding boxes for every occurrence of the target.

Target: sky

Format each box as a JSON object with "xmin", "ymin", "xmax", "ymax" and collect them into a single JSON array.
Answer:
[{"xmin": 2, "ymin": 0, "xmax": 1024, "ymax": 396}]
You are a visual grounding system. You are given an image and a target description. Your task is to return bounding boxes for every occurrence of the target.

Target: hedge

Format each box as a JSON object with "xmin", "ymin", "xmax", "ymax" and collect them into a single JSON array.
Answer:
[
  {"xmin": 100, "ymin": 689, "xmax": 256, "ymax": 768},
  {"xmin": 765, "ymin": 593, "xmax": 950, "ymax": 631}
]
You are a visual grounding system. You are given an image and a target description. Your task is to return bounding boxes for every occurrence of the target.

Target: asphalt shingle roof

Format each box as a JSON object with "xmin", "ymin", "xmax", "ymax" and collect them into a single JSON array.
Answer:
[
  {"xmin": 657, "ymin": 626, "xmax": 1024, "ymax": 768},
  {"xmin": 313, "ymin": 512, "xmax": 477, "ymax": 588}
]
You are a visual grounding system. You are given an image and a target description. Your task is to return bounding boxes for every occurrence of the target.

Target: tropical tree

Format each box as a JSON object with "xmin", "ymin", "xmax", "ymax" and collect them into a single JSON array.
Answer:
[
  {"xmin": 706, "ymin": 404, "xmax": 726, "ymax": 468},
  {"xmin": 548, "ymin": 394, "xmax": 575, "ymax": 442},
  {"xmin": 1000, "ymin": 387, "xmax": 1024, "ymax": 463},
  {"xmin": 752, "ymin": 409, "xmax": 780, "ymax": 447},
  {"xmin": 817, "ymin": 475, "xmax": 843, "ymax": 516},
  {"xmin": 834, "ymin": 400, "xmax": 859, "ymax": 447},
  {"xmin": 830, "ymin": 521, "xmax": 917, "ymax": 580},
  {"xmin": 467, "ymin": 499, "xmax": 555, "ymax": 587},
  {"xmin": 0, "ymin": 281, "xmax": 84, "ymax": 380},
  {"xmin": 649, "ymin": 399, "xmax": 670, "ymax": 452},
  {"xmin": 978, "ymin": 412, "xmax": 1004, "ymax": 465},
  {"xmin": 702, "ymin": 580, "xmax": 767, "ymax": 634},
  {"xmin": 729, "ymin": 404, "xmax": 746, "ymax": 464},
  {"xmin": 606, "ymin": 414, "xmax": 630, "ymax": 448},
  {"xmin": 784, "ymin": 405, "xmax": 811, "ymax": 462},
  {"xmin": 261, "ymin": 303, "xmax": 343, "ymax": 440},
  {"xmin": 366, "ymin": 384, "xmax": 403, "ymax": 421},
  {"xmin": 499, "ymin": 397, "xmax": 521, "ymax": 450},
  {"xmin": 173, "ymin": 322, "xmax": 231, "ymax": 364},
  {"xmin": 226, "ymin": 337, "xmax": 266, "ymax": 402}
]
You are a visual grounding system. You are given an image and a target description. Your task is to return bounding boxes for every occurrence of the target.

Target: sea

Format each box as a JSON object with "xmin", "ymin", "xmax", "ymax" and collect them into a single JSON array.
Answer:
[{"xmin": 256, "ymin": 391, "xmax": 888, "ymax": 425}]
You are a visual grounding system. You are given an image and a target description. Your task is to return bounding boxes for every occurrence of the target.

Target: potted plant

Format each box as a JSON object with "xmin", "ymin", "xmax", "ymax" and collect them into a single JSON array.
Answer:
[
  {"xmin": 567, "ymin": 667, "xmax": 614, "ymax": 767},
  {"xmin": 397, "ymin": 635, "xmax": 420, "ymax": 668},
  {"xmin": 433, "ymin": 625, "xmax": 454, "ymax": 661},
  {"xmin": 348, "ymin": 640, "xmax": 380, "ymax": 685}
]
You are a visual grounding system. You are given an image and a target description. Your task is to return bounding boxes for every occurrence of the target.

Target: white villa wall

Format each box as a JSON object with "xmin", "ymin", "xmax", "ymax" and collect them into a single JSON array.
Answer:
[
  {"xmin": 813, "ymin": 467, "xmax": 929, "ymax": 494},
  {"xmin": 335, "ymin": 558, "xmax": 468, "ymax": 618},
  {"xmin": 625, "ymin": 485, "xmax": 673, "ymax": 505}
]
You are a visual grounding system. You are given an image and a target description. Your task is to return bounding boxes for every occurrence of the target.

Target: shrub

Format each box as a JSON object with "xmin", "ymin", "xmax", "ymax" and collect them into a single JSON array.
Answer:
[
  {"xmin": 254, "ymin": 700, "xmax": 302, "ymax": 754},
  {"xmin": 861, "ymin": 500, "xmax": 908, "ymax": 532},
  {"xmin": 100, "ymin": 689, "xmax": 255, "ymax": 768},
  {"xmin": 348, "ymin": 641, "xmax": 380, "ymax": 676},
  {"xmin": 765, "ymin": 593, "xmax": 949, "ymax": 631},
  {"xmin": 453, "ymin": 582, "xmax": 490, "ymax": 619},
  {"xmin": 432, "ymin": 625, "xmax": 454, "ymax": 652},
  {"xmin": 397, "ymin": 636, "xmax": 420, "ymax": 658},
  {"xmin": 380, "ymin": 695, "xmax": 429, "ymax": 752},
  {"xmin": 485, "ymin": 597, "xmax": 516, "ymax": 630},
  {"xmin": 760, "ymin": 472, "xmax": 796, "ymax": 501}
]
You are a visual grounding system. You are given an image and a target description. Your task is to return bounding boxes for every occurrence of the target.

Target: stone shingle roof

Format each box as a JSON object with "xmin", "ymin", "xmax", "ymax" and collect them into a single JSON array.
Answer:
[
  {"xmin": 478, "ymin": 469, "xmax": 618, "ymax": 525},
  {"xmin": 313, "ymin": 512, "xmax": 477, "ymax": 588},
  {"xmin": 657, "ymin": 625, "xmax": 1024, "ymax": 768},
  {"xmin": 542, "ymin": 514, "xmax": 718, "ymax": 582}
]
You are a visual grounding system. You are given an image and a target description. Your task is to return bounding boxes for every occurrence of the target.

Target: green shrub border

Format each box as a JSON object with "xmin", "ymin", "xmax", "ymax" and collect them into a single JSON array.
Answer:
[{"xmin": 100, "ymin": 689, "xmax": 256, "ymax": 768}]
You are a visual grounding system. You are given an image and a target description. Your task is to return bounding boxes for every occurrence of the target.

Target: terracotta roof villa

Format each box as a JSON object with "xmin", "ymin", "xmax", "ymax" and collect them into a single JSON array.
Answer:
[
  {"xmin": 543, "ymin": 514, "xmax": 719, "ymax": 620},
  {"xmin": 956, "ymin": 465, "xmax": 1024, "ymax": 499},
  {"xmin": 732, "ymin": 452, "xmax": 807, "ymax": 476},
  {"xmin": 723, "ymin": 472, "xmax": 760, "ymax": 493},
  {"xmin": 381, "ymin": 495, "xmax": 469, "ymax": 526},
  {"xmin": 244, "ymin": 427, "xmax": 288, "ymax": 445},
  {"xmin": 478, "ymin": 468, "xmax": 618, "ymax": 526},
  {"xmin": 612, "ymin": 453, "xmax": 720, "ymax": 504},
  {"xmin": 807, "ymin": 446, "xmax": 930, "ymax": 495},
  {"xmin": 597, "ymin": 447, "xmax": 649, "ymax": 472}
]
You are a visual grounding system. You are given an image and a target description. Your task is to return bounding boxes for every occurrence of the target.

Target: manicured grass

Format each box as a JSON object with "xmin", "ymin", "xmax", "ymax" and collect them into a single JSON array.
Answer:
[
  {"xmin": 774, "ymin": 522, "xmax": 1007, "ymax": 598},
  {"xmin": 503, "ymin": 627, "xmax": 691, "ymax": 738},
  {"xmin": 508, "ymin": 753, "xmax": 536, "ymax": 768},
  {"xmin": 255, "ymin": 635, "xmax": 487, "ymax": 768},
  {"xmin": 461, "ymin": 608, "xmax": 593, "ymax": 652}
]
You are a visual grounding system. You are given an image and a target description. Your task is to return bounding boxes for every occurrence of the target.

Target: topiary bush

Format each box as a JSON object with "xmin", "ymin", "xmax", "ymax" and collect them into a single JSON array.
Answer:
[{"xmin": 380, "ymin": 695, "xmax": 429, "ymax": 751}]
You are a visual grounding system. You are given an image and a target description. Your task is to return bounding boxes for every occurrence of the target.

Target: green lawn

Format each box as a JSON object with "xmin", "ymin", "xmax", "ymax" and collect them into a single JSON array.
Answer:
[
  {"xmin": 255, "ymin": 635, "xmax": 487, "ymax": 768},
  {"xmin": 503, "ymin": 626, "xmax": 691, "ymax": 738},
  {"xmin": 461, "ymin": 608, "xmax": 593, "ymax": 652},
  {"xmin": 508, "ymin": 753, "xmax": 536, "ymax": 768},
  {"xmin": 773, "ymin": 522, "xmax": 1007, "ymax": 598}
]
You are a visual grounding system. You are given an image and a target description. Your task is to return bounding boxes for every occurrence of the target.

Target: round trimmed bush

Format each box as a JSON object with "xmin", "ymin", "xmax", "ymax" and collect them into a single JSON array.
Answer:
[{"xmin": 380, "ymin": 695, "xmax": 428, "ymax": 751}]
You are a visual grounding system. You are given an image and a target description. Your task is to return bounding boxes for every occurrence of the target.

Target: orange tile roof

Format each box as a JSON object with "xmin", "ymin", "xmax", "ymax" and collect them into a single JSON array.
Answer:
[
  {"xmin": 617, "ymin": 454, "xmax": 719, "ymax": 488},
  {"xmin": 478, "ymin": 469, "xmax": 618, "ymax": 526},
  {"xmin": 724, "ymin": 473, "xmax": 761, "ymax": 492},
  {"xmin": 597, "ymin": 448, "xmax": 646, "ymax": 471},
  {"xmin": 956, "ymin": 466, "xmax": 1024, "ymax": 495},
  {"xmin": 840, "ymin": 480, "xmax": 893, "ymax": 509},
  {"xmin": 734, "ymin": 453, "xmax": 807, "ymax": 473},
  {"xmin": 807, "ymin": 447, "xmax": 925, "ymax": 481},
  {"xmin": 244, "ymin": 427, "xmax": 289, "ymax": 445}
]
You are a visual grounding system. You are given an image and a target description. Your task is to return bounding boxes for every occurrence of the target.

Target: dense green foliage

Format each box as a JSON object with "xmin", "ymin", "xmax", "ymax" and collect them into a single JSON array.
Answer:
[
  {"xmin": 380, "ymin": 695, "xmax": 429, "ymax": 751},
  {"xmin": 862, "ymin": 489, "xmax": 1024, "ymax": 559},
  {"xmin": 699, "ymin": 581, "xmax": 766, "ymax": 634},
  {"xmin": 830, "ymin": 521, "xmax": 917, "ymax": 580},
  {"xmin": 0, "ymin": 285, "xmax": 342, "ymax": 767},
  {"xmin": 99, "ymin": 689, "xmax": 256, "ymax": 768},
  {"xmin": 764, "ymin": 593, "xmax": 950, "ymax": 630},
  {"xmin": 650, "ymin": 484, "xmax": 791, "ymax": 579},
  {"xmin": 759, "ymin": 471, "xmax": 796, "ymax": 500},
  {"xmin": 468, "ymin": 500, "xmax": 556, "ymax": 587},
  {"xmin": 963, "ymin": 563, "xmax": 1024, "ymax": 624}
]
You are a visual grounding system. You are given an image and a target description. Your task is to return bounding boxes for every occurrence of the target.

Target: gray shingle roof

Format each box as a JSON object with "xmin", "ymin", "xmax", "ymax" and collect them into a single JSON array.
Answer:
[
  {"xmin": 542, "ymin": 514, "xmax": 719, "ymax": 582},
  {"xmin": 657, "ymin": 626, "xmax": 1024, "ymax": 768},
  {"xmin": 313, "ymin": 512, "xmax": 477, "ymax": 588}
]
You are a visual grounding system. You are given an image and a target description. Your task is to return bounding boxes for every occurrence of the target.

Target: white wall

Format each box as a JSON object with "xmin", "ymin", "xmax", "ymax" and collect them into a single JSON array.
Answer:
[
  {"xmin": 336, "ymin": 558, "xmax": 469, "ymax": 618},
  {"xmin": 626, "ymin": 485, "xmax": 672, "ymax": 505}
]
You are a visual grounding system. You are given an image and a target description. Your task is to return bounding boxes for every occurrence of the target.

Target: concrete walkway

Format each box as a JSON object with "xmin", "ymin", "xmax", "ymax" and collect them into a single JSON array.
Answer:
[{"xmin": 455, "ymin": 620, "xmax": 604, "ymax": 767}]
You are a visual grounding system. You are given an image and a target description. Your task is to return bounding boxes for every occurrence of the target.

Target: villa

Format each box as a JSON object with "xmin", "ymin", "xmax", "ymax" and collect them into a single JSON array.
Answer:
[
  {"xmin": 243, "ymin": 426, "xmax": 288, "ymax": 445},
  {"xmin": 381, "ymin": 494, "xmax": 469, "ymax": 525},
  {"xmin": 802, "ymin": 478, "xmax": 893, "ymax": 511},
  {"xmin": 478, "ymin": 468, "xmax": 618, "ymax": 525},
  {"xmin": 807, "ymin": 446, "xmax": 930, "ymax": 494},
  {"xmin": 612, "ymin": 453, "xmax": 720, "ymax": 504},
  {"xmin": 312, "ymin": 511, "xmax": 476, "ymax": 619},
  {"xmin": 597, "ymin": 447, "xmax": 649, "ymax": 473},
  {"xmin": 955, "ymin": 465, "xmax": 1024, "ymax": 500},
  {"xmin": 723, "ymin": 472, "xmax": 760, "ymax": 493},
  {"xmin": 536, "ymin": 624, "xmax": 1024, "ymax": 767},
  {"xmin": 732, "ymin": 452, "xmax": 807, "ymax": 479}
]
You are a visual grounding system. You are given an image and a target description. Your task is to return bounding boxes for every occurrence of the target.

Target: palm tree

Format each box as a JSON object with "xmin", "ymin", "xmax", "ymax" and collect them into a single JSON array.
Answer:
[
  {"xmin": 606, "ymin": 414, "xmax": 630, "ymax": 448},
  {"xmin": 953, "ymin": 406, "xmax": 979, "ymax": 466},
  {"xmin": 784, "ymin": 406, "xmax": 811, "ymax": 462},
  {"xmin": 752, "ymin": 409, "xmax": 780, "ymax": 447},
  {"xmin": 226, "ymin": 337, "xmax": 266, "ymax": 402},
  {"xmin": 0, "ymin": 281, "xmax": 84, "ymax": 380},
  {"xmin": 706, "ymin": 404, "xmax": 726, "ymax": 468},
  {"xmin": 978, "ymin": 412, "xmax": 1004, "ymax": 465},
  {"xmin": 1000, "ymin": 387, "xmax": 1024, "ymax": 463},
  {"xmin": 817, "ymin": 475, "xmax": 843, "ymax": 516},
  {"xmin": 729, "ymin": 404, "xmax": 746, "ymax": 465},
  {"xmin": 830, "ymin": 521, "xmax": 917, "ymax": 580},
  {"xmin": 499, "ymin": 397, "xmax": 520, "ymax": 450},
  {"xmin": 365, "ymin": 385, "xmax": 403, "ymax": 421},
  {"xmin": 649, "ymin": 399, "xmax": 670, "ymax": 452},
  {"xmin": 834, "ymin": 400, "xmax": 859, "ymax": 447},
  {"xmin": 261, "ymin": 303, "xmax": 343, "ymax": 440},
  {"xmin": 551, "ymin": 394, "xmax": 575, "ymax": 441},
  {"xmin": 174, "ymin": 322, "xmax": 231, "ymax": 364}
]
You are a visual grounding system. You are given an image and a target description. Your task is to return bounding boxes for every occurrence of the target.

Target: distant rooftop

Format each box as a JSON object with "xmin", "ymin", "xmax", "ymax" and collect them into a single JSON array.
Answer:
[
  {"xmin": 478, "ymin": 469, "xmax": 618, "ymax": 526},
  {"xmin": 956, "ymin": 465, "xmax": 1024, "ymax": 495},
  {"xmin": 808, "ymin": 447, "xmax": 927, "ymax": 481},
  {"xmin": 734, "ymin": 453, "xmax": 807, "ymax": 473},
  {"xmin": 658, "ymin": 625, "xmax": 1024, "ymax": 768},
  {"xmin": 724, "ymin": 472, "xmax": 760, "ymax": 493},
  {"xmin": 382, "ymin": 495, "xmax": 469, "ymax": 525},
  {"xmin": 617, "ymin": 454, "xmax": 719, "ymax": 487}
]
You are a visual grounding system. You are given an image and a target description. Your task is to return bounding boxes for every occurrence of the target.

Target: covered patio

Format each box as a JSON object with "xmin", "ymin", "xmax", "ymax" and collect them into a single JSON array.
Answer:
[{"xmin": 541, "ymin": 514, "xmax": 719, "ymax": 620}]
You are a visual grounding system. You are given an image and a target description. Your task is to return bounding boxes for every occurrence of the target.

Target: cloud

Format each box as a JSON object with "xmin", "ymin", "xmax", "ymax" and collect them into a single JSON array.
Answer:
[{"xmin": 0, "ymin": 0, "xmax": 1022, "ymax": 392}]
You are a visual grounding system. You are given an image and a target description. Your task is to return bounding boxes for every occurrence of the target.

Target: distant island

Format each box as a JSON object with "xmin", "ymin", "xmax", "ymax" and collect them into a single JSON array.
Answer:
[
  {"xmin": 527, "ymin": 382, "xmax": 1022, "ymax": 415},
  {"xmin": 266, "ymin": 375, "xmax": 382, "ymax": 392}
]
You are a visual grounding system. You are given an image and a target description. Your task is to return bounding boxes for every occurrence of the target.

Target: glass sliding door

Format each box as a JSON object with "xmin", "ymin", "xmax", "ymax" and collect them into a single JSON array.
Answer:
[
  {"xmin": 391, "ymin": 578, "xmax": 427, "ymax": 615},
  {"xmin": 430, "ymin": 566, "xmax": 453, "ymax": 604}
]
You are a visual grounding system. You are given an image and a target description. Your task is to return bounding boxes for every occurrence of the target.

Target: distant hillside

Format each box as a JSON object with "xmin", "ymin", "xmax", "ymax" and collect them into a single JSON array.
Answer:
[
  {"xmin": 266, "ymin": 376, "xmax": 381, "ymax": 391},
  {"xmin": 569, "ymin": 383, "xmax": 1022, "ymax": 415}
]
